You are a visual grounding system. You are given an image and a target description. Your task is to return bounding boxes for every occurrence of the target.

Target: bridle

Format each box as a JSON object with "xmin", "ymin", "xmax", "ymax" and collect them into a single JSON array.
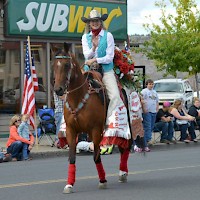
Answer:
[{"xmin": 54, "ymin": 54, "xmax": 89, "ymax": 95}]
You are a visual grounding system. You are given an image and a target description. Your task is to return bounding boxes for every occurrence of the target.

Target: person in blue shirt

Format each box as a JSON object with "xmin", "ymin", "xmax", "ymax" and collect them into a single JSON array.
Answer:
[{"xmin": 18, "ymin": 114, "xmax": 33, "ymax": 160}]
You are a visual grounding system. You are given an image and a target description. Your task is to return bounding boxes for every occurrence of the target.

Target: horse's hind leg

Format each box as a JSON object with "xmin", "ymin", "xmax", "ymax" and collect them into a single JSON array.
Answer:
[
  {"xmin": 118, "ymin": 146, "xmax": 130, "ymax": 183},
  {"xmin": 63, "ymin": 134, "xmax": 76, "ymax": 194},
  {"xmin": 92, "ymin": 131, "xmax": 107, "ymax": 189}
]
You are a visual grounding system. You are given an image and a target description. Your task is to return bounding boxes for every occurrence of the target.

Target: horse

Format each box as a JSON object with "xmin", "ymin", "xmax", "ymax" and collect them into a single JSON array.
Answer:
[{"xmin": 52, "ymin": 43, "xmax": 132, "ymax": 193}]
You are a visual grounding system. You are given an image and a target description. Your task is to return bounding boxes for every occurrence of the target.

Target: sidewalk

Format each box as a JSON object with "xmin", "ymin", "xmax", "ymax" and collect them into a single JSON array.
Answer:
[
  {"xmin": 1, "ymin": 133, "xmax": 200, "ymax": 160},
  {"xmin": 0, "ymin": 137, "xmax": 68, "ymax": 159}
]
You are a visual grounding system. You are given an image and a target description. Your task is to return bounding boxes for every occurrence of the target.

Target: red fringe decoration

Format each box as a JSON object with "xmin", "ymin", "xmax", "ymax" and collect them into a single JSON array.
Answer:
[
  {"xmin": 119, "ymin": 149, "xmax": 130, "ymax": 173},
  {"xmin": 67, "ymin": 164, "xmax": 76, "ymax": 185},
  {"xmin": 100, "ymin": 136, "xmax": 129, "ymax": 149},
  {"xmin": 96, "ymin": 162, "xmax": 106, "ymax": 182},
  {"xmin": 59, "ymin": 137, "xmax": 68, "ymax": 148}
]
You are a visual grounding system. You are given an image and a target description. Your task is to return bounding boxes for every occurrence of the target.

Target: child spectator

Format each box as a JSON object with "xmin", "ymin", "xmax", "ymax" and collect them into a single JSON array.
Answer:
[
  {"xmin": 18, "ymin": 114, "xmax": 33, "ymax": 160},
  {"xmin": 141, "ymin": 79, "xmax": 159, "ymax": 148}
]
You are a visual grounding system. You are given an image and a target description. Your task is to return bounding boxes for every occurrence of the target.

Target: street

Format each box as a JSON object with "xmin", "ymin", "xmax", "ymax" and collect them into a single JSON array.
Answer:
[{"xmin": 0, "ymin": 145, "xmax": 200, "ymax": 200}]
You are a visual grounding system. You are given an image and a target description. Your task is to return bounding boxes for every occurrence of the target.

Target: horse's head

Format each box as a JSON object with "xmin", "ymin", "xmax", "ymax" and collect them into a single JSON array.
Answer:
[{"xmin": 52, "ymin": 43, "xmax": 74, "ymax": 96}]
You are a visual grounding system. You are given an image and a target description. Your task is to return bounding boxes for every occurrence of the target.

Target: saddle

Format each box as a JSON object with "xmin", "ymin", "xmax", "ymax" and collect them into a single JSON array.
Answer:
[
  {"xmin": 83, "ymin": 70, "xmax": 109, "ymax": 107},
  {"xmin": 82, "ymin": 63, "xmax": 128, "ymax": 108}
]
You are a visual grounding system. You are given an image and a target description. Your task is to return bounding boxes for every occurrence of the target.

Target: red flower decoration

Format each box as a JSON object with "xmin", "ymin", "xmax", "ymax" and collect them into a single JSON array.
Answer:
[{"xmin": 113, "ymin": 47, "xmax": 135, "ymax": 88}]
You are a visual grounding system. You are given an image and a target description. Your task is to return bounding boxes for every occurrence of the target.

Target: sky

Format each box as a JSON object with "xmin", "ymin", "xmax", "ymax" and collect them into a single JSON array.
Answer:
[{"xmin": 127, "ymin": 0, "xmax": 200, "ymax": 35}]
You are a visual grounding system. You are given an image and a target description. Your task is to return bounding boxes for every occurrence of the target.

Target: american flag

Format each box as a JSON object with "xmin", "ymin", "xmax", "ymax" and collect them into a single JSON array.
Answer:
[
  {"xmin": 21, "ymin": 40, "xmax": 38, "ymax": 128},
  {"xmin": 31, "ymin": 58, "xmax": 39, "ymax": 91}
]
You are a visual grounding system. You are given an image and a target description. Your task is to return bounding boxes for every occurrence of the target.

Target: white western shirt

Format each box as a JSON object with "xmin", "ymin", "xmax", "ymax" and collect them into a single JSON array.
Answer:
[{"xmin": 81, "ymin": 29, "xmax": 115, "ymax": 64}]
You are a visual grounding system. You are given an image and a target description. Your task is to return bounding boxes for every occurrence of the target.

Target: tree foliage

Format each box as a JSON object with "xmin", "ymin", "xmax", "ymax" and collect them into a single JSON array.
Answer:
[{"xmin": 141, "ymin": 0, "xmax": 200, "ymax": 77}]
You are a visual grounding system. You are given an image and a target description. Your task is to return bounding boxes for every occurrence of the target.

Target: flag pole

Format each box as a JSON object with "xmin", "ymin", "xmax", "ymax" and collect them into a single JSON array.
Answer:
[{"xmin": 27, "ymin": 35, "xmax": 38, "ymax": 146}]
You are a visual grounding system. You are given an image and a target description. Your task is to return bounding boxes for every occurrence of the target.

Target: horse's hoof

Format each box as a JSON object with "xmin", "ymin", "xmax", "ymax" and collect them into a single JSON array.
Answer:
[
  {"xmin": 118, "ymin": 173, "xmax": 128, "ymax": 183},
  {"xmin": 63, "ymin": 184, "xmax": 73, "ymax": 194},
  {"xmin": 98, "ymin": 182, "xmax": 107, "ymax": 189}
]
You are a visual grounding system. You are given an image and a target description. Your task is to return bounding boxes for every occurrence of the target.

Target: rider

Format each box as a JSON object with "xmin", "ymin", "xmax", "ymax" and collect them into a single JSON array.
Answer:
[{"xmin": 81, "ymin": 10, "xmax": 131, "ymax": 151}]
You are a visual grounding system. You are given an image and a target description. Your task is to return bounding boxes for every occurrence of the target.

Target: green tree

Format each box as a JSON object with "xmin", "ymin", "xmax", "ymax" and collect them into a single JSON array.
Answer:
[{"xmin": 140, "ymin": 0, "xmax": 200, "ymax": 95}]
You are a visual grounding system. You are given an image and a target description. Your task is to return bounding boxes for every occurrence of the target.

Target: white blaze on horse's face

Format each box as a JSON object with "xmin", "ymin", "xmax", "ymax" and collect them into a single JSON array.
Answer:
[{"xmin": 57, "ymin": 60, "xmax": 61, "ymax": 66}]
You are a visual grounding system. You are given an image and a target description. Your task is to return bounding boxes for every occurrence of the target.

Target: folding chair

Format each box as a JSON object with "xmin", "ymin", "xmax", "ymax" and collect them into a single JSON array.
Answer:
[
  {"xmin": 193, "ymin": 121, "xmax": 200, "ymax": 139},
  {"xmin": 153, "ymin": 122, "xmax": 178, "ymax": 143},
  {"xmin": 37, "ymin": 108, "xmax": 56, "ymax": 146},
  {"xmin": 153, "ymin": 123, "xmax": 162, "ymax": 143},
  {"xmin": 173, "ymin": 122, "xmax": 181, "ymax": 141}
]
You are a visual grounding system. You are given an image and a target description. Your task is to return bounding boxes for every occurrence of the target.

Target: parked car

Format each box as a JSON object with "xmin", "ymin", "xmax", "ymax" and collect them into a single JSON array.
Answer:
[{"xmin": 153, "ymin": 79, "xmax": 193, "ymax": 109}]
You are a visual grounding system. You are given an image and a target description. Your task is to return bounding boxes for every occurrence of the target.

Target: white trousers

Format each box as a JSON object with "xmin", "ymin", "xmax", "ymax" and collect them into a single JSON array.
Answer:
[{"xmin": 102, "ymin": 70, "xmax": 122, "ymax": 118}]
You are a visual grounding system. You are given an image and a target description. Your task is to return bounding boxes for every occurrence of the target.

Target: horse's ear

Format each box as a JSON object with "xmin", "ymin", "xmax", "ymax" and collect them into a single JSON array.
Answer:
[
  {"xmin": 64, "ymin": 43, "xmax": 72, "ymax": 53},
  {"xmin": 50, "ymin": 44, "xmax": 60, "ymax": 55}
]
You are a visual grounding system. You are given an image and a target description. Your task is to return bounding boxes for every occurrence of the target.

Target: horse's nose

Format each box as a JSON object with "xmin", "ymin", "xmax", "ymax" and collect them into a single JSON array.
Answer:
[{"xmin": 54, "ymin": 87, "xmax": 64, "ymax": 96}]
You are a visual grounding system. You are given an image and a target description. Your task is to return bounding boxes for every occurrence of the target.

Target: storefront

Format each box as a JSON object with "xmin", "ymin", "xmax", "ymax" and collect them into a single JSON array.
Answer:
[{"xmin": 0, "ymin": 0, "xmax": 127, "ymax": 115}]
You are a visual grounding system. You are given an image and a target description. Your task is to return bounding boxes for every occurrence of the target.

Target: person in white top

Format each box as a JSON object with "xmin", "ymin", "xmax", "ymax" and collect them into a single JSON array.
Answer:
[{"xmin": 141, "ymin": 79, "xmax": 159, "ymax": 149}]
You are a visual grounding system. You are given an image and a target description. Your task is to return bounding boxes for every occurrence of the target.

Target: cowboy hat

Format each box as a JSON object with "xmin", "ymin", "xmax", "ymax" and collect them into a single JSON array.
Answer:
[{"xmin": 81, "ymin": 10, "xmax": 108, "ymax": 23}]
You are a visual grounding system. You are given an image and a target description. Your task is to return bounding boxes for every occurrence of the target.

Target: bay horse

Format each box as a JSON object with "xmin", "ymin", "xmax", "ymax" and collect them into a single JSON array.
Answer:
[{"xmin": 52, "ymin": 43, "xmax": 132, "ymax": 193}]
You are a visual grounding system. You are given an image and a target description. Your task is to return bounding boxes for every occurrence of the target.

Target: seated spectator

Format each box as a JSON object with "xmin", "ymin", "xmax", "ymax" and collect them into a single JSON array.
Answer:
[
  {"xmin": 76, "ymin": 133, "xmax": 113, "ymax": 154},
  {"xmin": 169, "ymin": 99, "xmax": 195, "ymax": 143},
  {"xmin": 76, "ymin": 132, "xmax": 93, "ymax": 154},
  {"xmin": 76, "ymin": 141, "xmax": 94, "ymax": 154},
  {"xmin": 0, "ymin": 150, "xmax": 12, "ymax": 163},
  {"xmin": 154, "ymin": 101, "xmax": 176, "ymax": 144},
  {"xmin": 18, "ymin": 114, "xmax": 34, "ymax": 160},
  {"xmin": 187, "ymin": 97, "xmax": 200, "ymax": 142},
  {"xmin": 6, "ymin": 115, "xmax": 34, "ymax": 161}
]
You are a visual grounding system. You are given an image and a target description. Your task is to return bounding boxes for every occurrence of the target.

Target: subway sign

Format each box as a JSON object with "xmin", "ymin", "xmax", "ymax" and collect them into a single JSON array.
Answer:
[{"xmin": 5, "ymin": 0, "xmax": 127, "ymax": 40}]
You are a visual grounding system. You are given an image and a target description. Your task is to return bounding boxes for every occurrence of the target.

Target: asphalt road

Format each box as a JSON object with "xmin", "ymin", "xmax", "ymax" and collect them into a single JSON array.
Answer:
[{"xmin": 1, "ymin": 145, "xmax": 200, "ymax": 200}]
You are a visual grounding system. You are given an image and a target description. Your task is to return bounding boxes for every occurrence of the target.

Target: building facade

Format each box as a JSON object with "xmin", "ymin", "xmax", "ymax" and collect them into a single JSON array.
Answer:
[
  {"xmin": 0, "ymin": 0, "xmax": 127, "ymax": 114},
  {"xmin": 0, "ymin": 0, "xmax": 127, "ymax": 135}
]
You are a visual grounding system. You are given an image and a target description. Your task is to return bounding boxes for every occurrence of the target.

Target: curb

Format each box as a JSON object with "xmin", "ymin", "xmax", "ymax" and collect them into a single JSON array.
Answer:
[
  {"xmin": 149, "ymin": 141, "xmax": 200, "ymax": 151},
  {"xmin": 30, "ymin": 141, "xmax": 200, "ymax": 159},
  {"xmin": 31, "ymin": 150, "xmax": 68, "ymax": 159}
]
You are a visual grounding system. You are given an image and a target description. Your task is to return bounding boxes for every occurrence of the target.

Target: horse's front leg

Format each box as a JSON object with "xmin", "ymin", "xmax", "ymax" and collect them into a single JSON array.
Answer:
[
  {"xmin": 93, "ymin": 132, "xmax": 107, "ymax": 189},
  {"xmin": 63, "ymin": 132, "xmax": 77, "ymax": 194}
]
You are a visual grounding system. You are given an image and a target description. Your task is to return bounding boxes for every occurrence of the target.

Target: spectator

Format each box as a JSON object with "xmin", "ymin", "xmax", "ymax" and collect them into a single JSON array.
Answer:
[
  {"xmin": 76, "ymin": 141, "xmax": 114, "ymax": 155},
  {"xmin": 6, "ymin": 115, "xmax": 34, "ymax": 161},
  {"xmin": 76, "ymin": 141, "xmax": 94, "ymax": 154},
  {"xmin": 100, "ymin": 145, "xmax": 114, "ymax": 155},
  {"xmin": 127, "ymin": 90, "xmax": 145, "ymax": 152},
  {"xmin": 76, "ymin": 133, "xmax": 113, "ymax": 155},
  {"xmin": 169, "ymin": 99, "xmax": 195, "ymax": 143},
  {"xmin": 17, "ymin": 114, "xmax": 33, "ymax": 160},
  {"xmin": 154, "ymin": 101, "xmax": 176, "ymax": 144},
  {"xmin": 53, "ymin": 92, "xmax": 64, "ymax": 147},
  {"xmin": 141, "ymin": 79, "xmax": 159, "ymax": 148},
  {"xmin": 0, "ymin": 150, "xmax": 12, "ymax": 163},
  {"xmin": 187, "ymin": 97, "xmax": 200, "ymax": 142}
]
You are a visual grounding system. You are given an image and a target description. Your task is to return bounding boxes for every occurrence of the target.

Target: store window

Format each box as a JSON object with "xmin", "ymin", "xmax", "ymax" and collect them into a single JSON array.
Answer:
[
  {"xmin": 0, "ymin": 49, "xmax": 6, "ymax": 64},
  {"xmin": 0, "ymin": 42, "xmax": 20, "ymax": 114},
  {"xmin": 32, "ymin": 49, "xmax": 40, "ymax": 62},
  {"xmin": 14, "ymin": 50, "xmax": 20, "ymax": 63},
  {"xmin": 0, "ymin": 41, "xmax": 49, "ymax": 114}
]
